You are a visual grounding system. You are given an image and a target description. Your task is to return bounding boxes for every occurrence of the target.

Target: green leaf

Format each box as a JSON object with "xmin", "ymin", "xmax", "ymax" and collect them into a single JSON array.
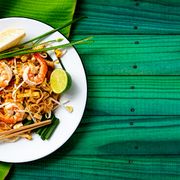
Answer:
[
  {"xmin": 0, "ymin": 163, "xmax": 11, "ymax": 180},
  {"xmin": 0, "ymin": 0, "xmax": 77, "ymax": 37}
]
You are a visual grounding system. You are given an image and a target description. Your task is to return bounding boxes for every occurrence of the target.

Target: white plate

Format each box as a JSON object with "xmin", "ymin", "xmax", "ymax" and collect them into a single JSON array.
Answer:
[{"xmin": 0, "ymin": 17, "xmax": 87, "ymax": 163}]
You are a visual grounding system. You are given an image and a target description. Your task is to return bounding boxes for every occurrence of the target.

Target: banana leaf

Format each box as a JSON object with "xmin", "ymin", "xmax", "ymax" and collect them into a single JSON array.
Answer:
[
  {"xmin": 0, "ymin": 163, "xmax": 11, "ymax": 180},
  {"xmin": 0, "ymin": 0, "xmax": 77, "ymax": 37},
  {"xmin": 0, "ymin": 0, "xmax": 77, "ymax": 179}
]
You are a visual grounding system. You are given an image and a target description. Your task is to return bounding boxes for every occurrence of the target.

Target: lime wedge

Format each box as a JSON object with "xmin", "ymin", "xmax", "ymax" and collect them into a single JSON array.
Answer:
[{"xmin": 50, "ymin": 68, "xmax": 71, "ymax": 94}]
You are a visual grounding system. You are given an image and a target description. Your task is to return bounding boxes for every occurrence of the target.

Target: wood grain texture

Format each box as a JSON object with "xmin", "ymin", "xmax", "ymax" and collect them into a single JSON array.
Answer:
[
  {"xmin": 72, "ymin": 0, "xmax": 180, "ymax": 35},
  {"xmin": 9, "ymin": 155, "xmax": 180, "ymax": 179},
  {"xmin": 71, "ymin": 35, "xmax": 180, "ymax": 75},
  {"xmin": 84, "ymin": 75, "xmax": 180, "ymax": 115}
]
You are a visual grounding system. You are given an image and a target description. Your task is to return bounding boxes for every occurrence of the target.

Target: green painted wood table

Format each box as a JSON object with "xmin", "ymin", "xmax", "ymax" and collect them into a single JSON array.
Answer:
[{"xmin": 5, "ymin": 0, "xmax": 180, "ymax": 179}]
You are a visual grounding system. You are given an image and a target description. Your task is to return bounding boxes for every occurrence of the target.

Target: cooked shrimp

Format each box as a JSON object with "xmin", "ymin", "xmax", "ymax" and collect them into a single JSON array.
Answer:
[
  {"xmin": 0, "ymin": 62, "xmax": 13, "ymax": 89},
  {"xmin": 0, "ymin": 122, "xmax": 11, "ymax": 132},
  {"xmin": 0, "ymin": 102, "xmax": 25, "ymax": 124},
  {"xmin": 23, "ymin": 53, "xmax": 48, "ymax": 86}
]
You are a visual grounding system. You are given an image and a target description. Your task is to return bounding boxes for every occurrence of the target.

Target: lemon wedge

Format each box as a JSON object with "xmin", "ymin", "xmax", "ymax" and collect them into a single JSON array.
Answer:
[{"xmin": 0, "ymin": 28, "xmax": 25, "ymax": 52}]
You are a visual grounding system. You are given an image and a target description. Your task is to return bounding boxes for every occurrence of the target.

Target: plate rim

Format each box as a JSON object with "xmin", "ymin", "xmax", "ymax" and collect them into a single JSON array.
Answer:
[{"xmin": 0, "ymin": 17, "xmax": 88, "ymax": 163}]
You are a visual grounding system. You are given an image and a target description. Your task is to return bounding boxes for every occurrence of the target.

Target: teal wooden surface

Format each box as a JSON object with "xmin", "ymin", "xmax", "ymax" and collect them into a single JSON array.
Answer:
[
  {"xmin": 72, "ymin": 0, "xmax": 180, "ymax": 35},
  {"xmin": 6, "ymin": 0, "xmax": 180, "ymax": 179},
  {"xmin": 72, "ymin": 35, "xmax": 180, "ymax": 75},
  {"xmin": 9, "ymin": 156, "xmax": 180, "ymax": 180}
]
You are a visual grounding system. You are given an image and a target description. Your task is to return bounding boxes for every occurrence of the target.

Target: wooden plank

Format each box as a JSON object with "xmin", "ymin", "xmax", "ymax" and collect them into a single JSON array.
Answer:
[
  {"xmin": 57, "ymin": 115, "xmax": 180, "ymax": 155},
  {"xmin": 88, "ymin": 76, "xmax": 180, "ymax": 99},
  {"xmin": 72, "ymin": 35, "xmax": 180, "ymax": 75},
  {"xmin": 83, "ymin": 76, "xmax": 180, "ymax": 115},
  {"xmin": 73, "ymin": 0, "xmax": 180, "ymax": 35},
  {"xmin": 86, "ymin": 98, "xmax": 180, "ymax": 115},
  {"xmin": 79, "ymin": 115, "xmax": 180, "ymax": 133},
  {"xmin": 10, "ymin": 155, "xmax": 180, "ymax": 179}
]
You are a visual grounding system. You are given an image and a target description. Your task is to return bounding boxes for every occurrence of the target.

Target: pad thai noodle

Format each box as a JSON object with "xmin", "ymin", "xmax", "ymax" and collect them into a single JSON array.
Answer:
[{"xmin": 0, "ymin": 51, "xmax": 61, "ymax": 140}]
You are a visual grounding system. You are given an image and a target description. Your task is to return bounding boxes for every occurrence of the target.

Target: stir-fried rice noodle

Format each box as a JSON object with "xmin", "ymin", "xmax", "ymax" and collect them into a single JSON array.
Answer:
[{"xmin": 0, "ymin": 52, "xmax": 60, "ymax": 139}]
